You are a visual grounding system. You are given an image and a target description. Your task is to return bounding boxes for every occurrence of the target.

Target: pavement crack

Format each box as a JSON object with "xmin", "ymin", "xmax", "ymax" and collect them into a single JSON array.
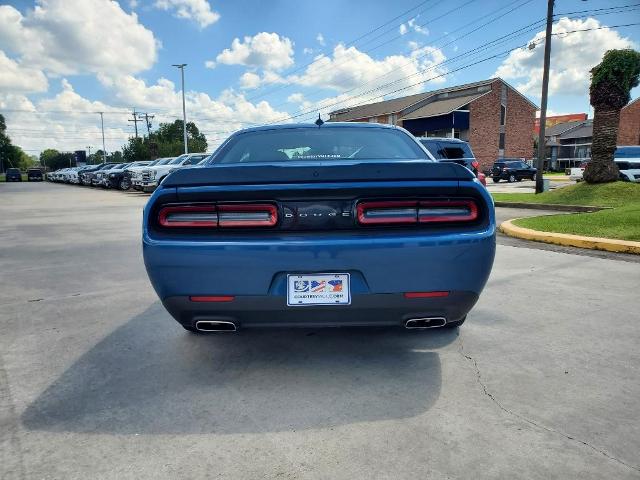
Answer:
[{"xmin": 458, "ymin": 337, "xmax": 640, "ymax": 473}]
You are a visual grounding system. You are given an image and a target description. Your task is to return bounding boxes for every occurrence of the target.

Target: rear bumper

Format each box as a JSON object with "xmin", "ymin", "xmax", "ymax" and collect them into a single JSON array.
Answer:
[{"xmin": 163, "ymin": 291, "xmax": 477, "ymax": 329}]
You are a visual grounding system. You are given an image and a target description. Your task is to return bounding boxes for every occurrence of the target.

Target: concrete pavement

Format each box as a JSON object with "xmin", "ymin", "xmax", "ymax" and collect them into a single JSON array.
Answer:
[{"xmin": 1, "ymin": 182, "xmax": 639, "ymax": 479}]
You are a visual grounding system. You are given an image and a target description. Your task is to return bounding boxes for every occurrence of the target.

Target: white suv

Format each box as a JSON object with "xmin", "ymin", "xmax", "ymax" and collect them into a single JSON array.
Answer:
[{"xmin": 139, "ymin": 153, "xmax": 210, "ymax": 191}]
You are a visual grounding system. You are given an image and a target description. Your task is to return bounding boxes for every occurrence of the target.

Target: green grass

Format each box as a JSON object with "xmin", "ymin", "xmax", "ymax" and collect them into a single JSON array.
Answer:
[{"xmin": 494, "ymin": 182, "xmax": 640, "ymax": 242}]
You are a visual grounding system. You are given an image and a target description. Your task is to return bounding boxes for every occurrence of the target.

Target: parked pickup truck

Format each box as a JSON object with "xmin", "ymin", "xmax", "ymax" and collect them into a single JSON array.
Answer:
[
  {"xmin": 137, "ymin": 153, "xmax": 210, "ymax": 192},
  {"xmin": 569, "ymin": 147, "xmax": 640, "ymax": 182}
]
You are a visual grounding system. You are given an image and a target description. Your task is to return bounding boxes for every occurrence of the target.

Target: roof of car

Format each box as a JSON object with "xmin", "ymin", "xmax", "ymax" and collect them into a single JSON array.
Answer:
[
  {"xmin": 417, "ymin": 137, "xmax": 467, "ymax": 143},
  {"xmin": 234, "ymin": 122, "xmax": 401, "ymax": 135}
]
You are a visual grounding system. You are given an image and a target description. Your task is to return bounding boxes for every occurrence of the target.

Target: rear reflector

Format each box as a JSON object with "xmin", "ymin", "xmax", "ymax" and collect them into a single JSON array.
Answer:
[
  {"xmin": 404, "ymin": 291, "xmax": 450, "ymax": 298},
  {"xmin": 158, "ymin": 203, "xmax": 277, "ymax": 228},
  {"xmin": 357, "ymin": 199, "xmax": 478, "ymax": 225},
  {"xmin": 189, "ymin": 295, "xmax": 235, "ymax": 302}
]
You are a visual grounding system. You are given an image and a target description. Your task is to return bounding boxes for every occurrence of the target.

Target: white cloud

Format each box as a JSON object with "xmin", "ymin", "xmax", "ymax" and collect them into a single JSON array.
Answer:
[
  {"xmin": 212, "ymin": 32, "xmax": 294, "ymax": 71},
  {"xmin": 408, "ymin": 18, "xmax": 428, "ymax": 35},
  {"xmin": 303, "ymin": 47, "xmax": 314, "ymax": 55},
  {"xmin": 0, "ymin": 0, "xmax": 158, "ymax": 77},
  {"xmin": 204, "ymin": 60, "xmax": 216, "ymax": 69},
  {"xmin": 289, "ymin": 43, "xmax": 447, "ymax": 93},
  {"xmin": 316, "ymin": 33, "xmax": 325, "ymax": 46},
  {"xmin": 0, "ymin": 50, "xmax": 48, "ymax": 93},
  {"xmin": 239, "ymin": 72, "xmax": 261, "ymax": 90},
  {"xmin": 154, "ymin": 0, "xmax": 219, "ymax": 28},
  {"xmin": 98, "ymin": 74, "xmax": 290, "ymax": 146},
  {"xmin": 399, "ymin": 17, "xmax": 428, "ymax": 36},
  {"xmin": 287, "ymin": 93, "xmax": 305, "ymax": 104},
  {"xmin": 238, "ymin": 70, "xmax": 285, "ymax": 90},
  {"xmin": 0, "ymin": 81, "xmax": 131, "ymax": 155},
  {"xmin": 495, "ymin": 17, "xmax": 635, "ymax": 97},
  {"xmin": 3, "ymin": 76, "xmax": 291, "ymax": 154}
]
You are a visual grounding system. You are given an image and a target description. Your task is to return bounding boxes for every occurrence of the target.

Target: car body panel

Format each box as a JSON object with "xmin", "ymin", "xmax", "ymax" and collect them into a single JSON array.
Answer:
[{"xmin": 143, "ymin": 123, "xmax": 495, "ymax": 330}]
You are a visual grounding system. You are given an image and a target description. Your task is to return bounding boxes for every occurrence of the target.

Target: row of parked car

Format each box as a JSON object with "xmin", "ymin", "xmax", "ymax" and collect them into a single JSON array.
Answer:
[{"xmin": 47, "ymin": 152, "xmax": 211, "ymax": 191}]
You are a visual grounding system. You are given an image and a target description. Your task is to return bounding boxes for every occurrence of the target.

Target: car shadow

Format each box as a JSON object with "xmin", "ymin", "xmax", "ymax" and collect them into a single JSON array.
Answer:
[{"xmin": 22, "ymin": 303, "xmax": 457, "ymax": 435}]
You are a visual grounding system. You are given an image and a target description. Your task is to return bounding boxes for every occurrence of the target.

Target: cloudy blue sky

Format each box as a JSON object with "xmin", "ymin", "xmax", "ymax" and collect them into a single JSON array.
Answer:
[{"xmin": 1, "ymin": 0, "xmax": 639, "ymax": 154}]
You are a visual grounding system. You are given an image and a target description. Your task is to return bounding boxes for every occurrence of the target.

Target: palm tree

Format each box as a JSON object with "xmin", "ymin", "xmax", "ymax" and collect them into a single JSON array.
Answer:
[{"xmin": 584, "ymin": 49, "xmax": 640, "ymax": 183}]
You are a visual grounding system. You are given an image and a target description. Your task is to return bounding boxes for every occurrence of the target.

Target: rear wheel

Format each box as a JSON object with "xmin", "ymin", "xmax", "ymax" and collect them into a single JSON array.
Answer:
[
  {"xmin": 492, "ymin": 178, "xmax": 500, "ymax": 183},
  {"xmin": 444, "ymin": 316, "xmax": 466, "ymax": 328},
  {"xmin": 532, "ymin": 173, "xmax": 536, "ymax": 181},
  {"xmin": 508, "ymin": 174, "xmax": 516, "ymax": 183},
  {"xmin": 119, "ymin": 178, "xmax": 130, "ymax": 190}
]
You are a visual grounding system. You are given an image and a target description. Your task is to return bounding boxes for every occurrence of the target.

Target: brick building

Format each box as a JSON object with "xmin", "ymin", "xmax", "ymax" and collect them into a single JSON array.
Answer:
[
  {"xmin": 328, "ymin": 78, "xmax": 537, "ymax": 169},
  {"xmin": 618, "ymin": 98, "xmax": 640, "ymax": 145},
  {"xmin": 542, "ymin": 98, "xmax": 640, "ymax": 170}
]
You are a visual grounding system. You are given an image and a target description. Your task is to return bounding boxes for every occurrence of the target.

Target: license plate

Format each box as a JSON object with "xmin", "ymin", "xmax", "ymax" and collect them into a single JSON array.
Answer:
[{"xmin": 287, "ymin": 273, "xmax": 351, "ymax": 306}]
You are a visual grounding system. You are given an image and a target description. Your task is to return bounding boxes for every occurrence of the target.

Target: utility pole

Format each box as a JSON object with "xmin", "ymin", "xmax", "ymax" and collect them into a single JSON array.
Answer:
[
  {"xmin": 128, "ymin": 108, "xmax": 142, "ymax": 139},
  {"xmin": 99, "ymin": 112, "xmax": 107, "ymax": 163},
  {"xmin": 138, "ymin": 112, "xmax": 155, "ymax": 136},
  {"xmin": 86, "ymin": 145, "xmax": 91, "ymax": 164},
  {"xmin": 535, "ymin": 0, "xmax": 554, "ymax": 194},
  {"xmin": 172, "ymin": 63, "xmax": 188, "ymax": 154}
]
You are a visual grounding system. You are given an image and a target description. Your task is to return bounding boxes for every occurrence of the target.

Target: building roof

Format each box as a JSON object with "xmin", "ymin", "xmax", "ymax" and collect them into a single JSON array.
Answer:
[
  {"xmin": 329, "ymin": 78, "xmax": 537, "ymax": 122},
  {"xmin": 560, "ymin": 120, "xmax": 593, "ymax": 140},
  {"xmin": 545, "ymin": 120, "xmax": 584, "ymax": 137},
  {"xmin": 622, "ymin": 97, "xmax": 640, "ymax": 110},
  {"xmin": 401, "ymin": 92, "xmax": 487, "ymax": 120}
]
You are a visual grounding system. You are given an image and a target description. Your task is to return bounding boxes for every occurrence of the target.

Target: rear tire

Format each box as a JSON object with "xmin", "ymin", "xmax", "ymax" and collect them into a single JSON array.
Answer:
[
  {"xmin": 508, "ymin": 174, "xmax": 516, "ymax": 183},
  {"xmin": 444, "ymin": 316, "xmax": 466, "ymax": 328},
  {"xmin": 492, "ymin": 178, "xmax": 500, "ymax": 183},
  {"xmin": 119, "ymin": 178, "xmax": 130, "ymax": 190}
]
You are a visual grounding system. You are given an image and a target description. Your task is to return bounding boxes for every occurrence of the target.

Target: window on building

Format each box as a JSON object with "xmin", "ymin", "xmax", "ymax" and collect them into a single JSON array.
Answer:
[
  {"xmin": 500, "ymin": 104, "xmax": 506, "ymax": 126},
  {"xmin": 499, "ymin": 133, "xmax": 505, "ymax": 149}
]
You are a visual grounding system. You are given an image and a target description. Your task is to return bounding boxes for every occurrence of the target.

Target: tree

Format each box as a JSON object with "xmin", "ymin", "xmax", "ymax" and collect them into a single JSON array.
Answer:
[
  {"xmin": 121, "ymin": 119, "xmax": 208, "ymax": 161},
  {"xmin": 584, "ymin": 49, "xmax": 640, "ymax": 183},
  {"xmin": 0, "ymin": 113, "xmax": 20, "ymax": 172},
  {"xmin": 40, "ymin": 149, "xmax": 60, "ymax": 170}
]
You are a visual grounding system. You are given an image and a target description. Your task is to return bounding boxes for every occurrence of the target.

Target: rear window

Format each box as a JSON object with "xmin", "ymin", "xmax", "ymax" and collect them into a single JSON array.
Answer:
[
  {"xmin": 420, "ymin": 140, "xmax": 473, "ymax": 160},
  {"xmin": 216, "ymin": 127, "xmax": 426, "ymax": 164},
  {"xmin": 7, "ymin": 168, "xmax": 20, "ymax": 174}
]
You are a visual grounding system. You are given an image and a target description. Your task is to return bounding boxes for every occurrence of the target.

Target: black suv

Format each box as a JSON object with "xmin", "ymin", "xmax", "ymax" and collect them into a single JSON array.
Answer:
[
  {"xmin": 5, "ymin": 168, "xmax": 22, "ymax": 181},
  {"xmin": 491, "ymin": 159, "xmax": 536, "ymax": 183},
  {"xmin": 27, "ymin": 168, "xmax": 43, "ymax": 181},
  {"xmin": 418, "ymin": 137, "xmax": 479, "ymax": 174}
]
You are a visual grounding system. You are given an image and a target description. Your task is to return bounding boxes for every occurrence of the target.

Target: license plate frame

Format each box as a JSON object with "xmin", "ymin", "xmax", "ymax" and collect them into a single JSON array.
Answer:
[{"xmin": 287, "ymin": 273, "xmax": 351, "ymax": 306}]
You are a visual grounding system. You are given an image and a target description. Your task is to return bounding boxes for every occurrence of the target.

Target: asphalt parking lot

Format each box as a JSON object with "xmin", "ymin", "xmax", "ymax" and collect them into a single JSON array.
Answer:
[{"xmin": 1, "ymin": 182, "xmax": 639, "ymax": 479}]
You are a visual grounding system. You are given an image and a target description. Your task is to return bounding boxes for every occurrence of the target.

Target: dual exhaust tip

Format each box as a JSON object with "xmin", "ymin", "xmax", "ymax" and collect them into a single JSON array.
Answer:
[
  {"xmin": 404, "ymin": 317, "xmax": 447, "ymax": 329},
  {"xmin": 194, "ymin": 317, "xmax": 447, "ymax": 332}
]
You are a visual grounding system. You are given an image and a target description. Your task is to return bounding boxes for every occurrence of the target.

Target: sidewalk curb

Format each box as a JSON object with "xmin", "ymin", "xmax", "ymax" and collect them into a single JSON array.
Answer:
[
  {"xmin": 494, "ymin": 202, "xmax": 609, "ymax": 212},
  {"xmin": 499, "ymin": 219, "xmax": 640, "ymax": 255}
]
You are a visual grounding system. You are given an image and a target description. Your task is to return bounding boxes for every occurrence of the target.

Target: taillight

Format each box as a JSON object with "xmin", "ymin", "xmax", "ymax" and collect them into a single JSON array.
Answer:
[
  {"xmin": 356, "ymin": 199, "xmax": 478, "ymax": 225},
  {"xmin": 218, "ymin": 204, "xmax": 277, "ymax": 227},
  {"xmin": 356, "ymin": 201, "xmax": 417, "ymax": 225},
  {"xmin": 157, "ymin": 203, "xmax": 277, "ymax": 228},
  {"xmin": 158, "ymin": 204, "xmax": 218, "ymax": 228},
  {"xmin": 471, "ymin": 160, "xmax": 479, "ymax": 169},
  {"xmin": 418, "ymin": 200, "xmax": 478, "ymax": 223}
]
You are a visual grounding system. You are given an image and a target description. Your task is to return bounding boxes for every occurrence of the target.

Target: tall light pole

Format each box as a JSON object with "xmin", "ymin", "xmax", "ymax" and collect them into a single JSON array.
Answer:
[
  {"xmin": 86, "ymin": 145, "xmax": 91, "ymax": 164},
  {"xmin": 99, "ymin": 112, "xmax": 107, "ymax": 163},
  {"xmin": 172, "ymin": 63, "xmax": 188, "ymax": 154},
  {"xmin": 535, "ymin": 0, "xmax": 554, "ymax": 194}
]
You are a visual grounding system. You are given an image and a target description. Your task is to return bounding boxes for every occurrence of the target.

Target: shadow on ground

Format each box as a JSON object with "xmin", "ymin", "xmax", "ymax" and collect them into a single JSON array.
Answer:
[{"xmin": 22, "ymin": 303, "xmax": 457, "ymax": 435}]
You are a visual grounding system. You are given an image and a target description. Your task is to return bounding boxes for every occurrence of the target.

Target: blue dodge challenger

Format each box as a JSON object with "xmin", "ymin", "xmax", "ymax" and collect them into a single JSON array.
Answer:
[{"xmin": 143, "ymin": 123, "xmax": 496, "ymax": 332}]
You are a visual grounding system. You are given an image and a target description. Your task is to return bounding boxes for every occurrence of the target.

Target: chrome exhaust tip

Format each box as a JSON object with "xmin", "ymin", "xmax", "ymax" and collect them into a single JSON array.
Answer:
[
  {"xmin": 405, "ymin": 317, "xmax": 447, "ymax": 329},
  {"xmin": 195, "ymin": 320, "xmax": 237, "ymax": 332}
]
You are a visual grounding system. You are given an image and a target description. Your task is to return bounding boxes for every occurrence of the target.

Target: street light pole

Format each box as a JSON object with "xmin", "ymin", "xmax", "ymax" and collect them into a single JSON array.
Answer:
[
  {"xmin": 535, "ymin": 0, "xmax": 554, "ymax": 194},
  {"xmin": 172, "ymin": 63, "xmax": 188, "ymax": 154},
  {"xmin": 86, "ymin": 146, "xmax": 91, "ymax": 164},
  {"xmin": 99, "ymin": 112, "xmax": 107, "ymax": 163}
]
